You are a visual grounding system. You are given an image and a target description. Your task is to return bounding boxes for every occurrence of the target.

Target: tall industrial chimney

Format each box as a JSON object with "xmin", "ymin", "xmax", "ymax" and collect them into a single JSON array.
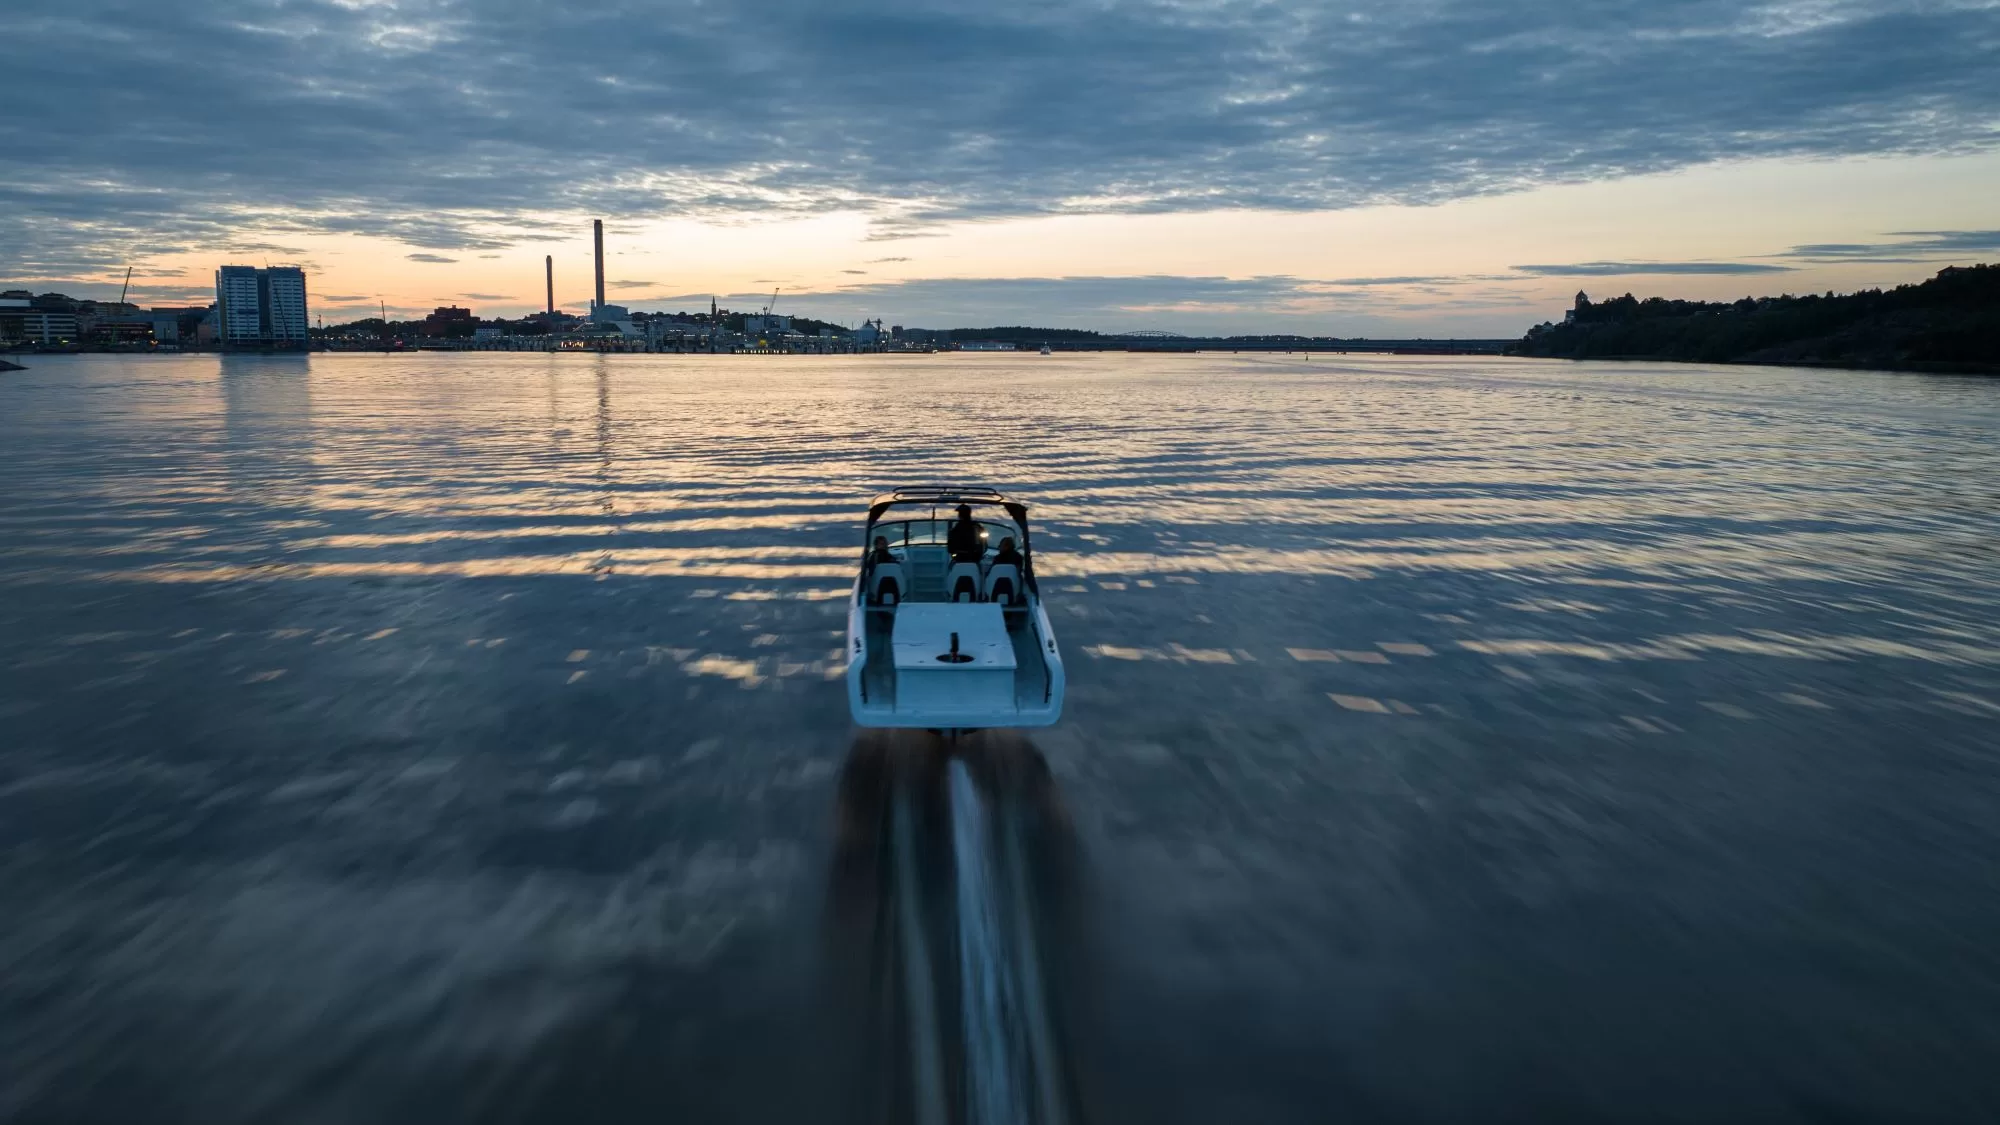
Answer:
[
  {"xmin": 544, "ymin": 255, "xmax": 554, "ymax": 316},
  {"xmin": 592, "ymin": 219, "xmax": 605, "ymax": 312}
]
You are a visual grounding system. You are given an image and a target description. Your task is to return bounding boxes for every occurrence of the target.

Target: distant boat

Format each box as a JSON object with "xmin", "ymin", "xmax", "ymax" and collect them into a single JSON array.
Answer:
[
  {"xmin": 0, "ymin": 358, "xmax": 26, "ymax": 372},
  {"xmin": 1039, "ymin": 344, "xmax": 1052, "ymax": 355}
]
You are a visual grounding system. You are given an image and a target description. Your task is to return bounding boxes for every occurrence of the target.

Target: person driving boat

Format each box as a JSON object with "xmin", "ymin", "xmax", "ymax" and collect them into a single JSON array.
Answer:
[{"xmin": 947, "ymin": 504, "xmax": 985, "ymax": 563}]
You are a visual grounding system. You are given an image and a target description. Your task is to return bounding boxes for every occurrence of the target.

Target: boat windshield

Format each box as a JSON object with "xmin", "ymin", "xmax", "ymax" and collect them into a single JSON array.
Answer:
[{"xmin": 872, "ymin": 518, "xmax": 1020, "ymax": 549}]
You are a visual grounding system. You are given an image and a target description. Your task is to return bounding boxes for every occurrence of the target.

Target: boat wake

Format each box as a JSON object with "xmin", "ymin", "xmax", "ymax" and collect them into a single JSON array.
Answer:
[{"xmin": 827, "ymin": 732, "xmax": 1085, "ymax": 1125}]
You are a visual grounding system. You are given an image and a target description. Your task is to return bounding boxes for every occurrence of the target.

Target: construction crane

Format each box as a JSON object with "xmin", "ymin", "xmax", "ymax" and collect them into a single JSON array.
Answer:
[
  {"xmin": 763, "ymin": 288, "xmax": 781, "ymax": 317},
  {"xmin": 118, "ymin": 266, "xmax": 132, "ymax": 309}
]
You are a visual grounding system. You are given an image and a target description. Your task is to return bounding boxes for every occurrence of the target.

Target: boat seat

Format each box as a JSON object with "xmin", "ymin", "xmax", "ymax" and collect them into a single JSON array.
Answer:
[
  {"xmin": 983, "ymin": 563, "xmax": 1023, "ymax": 606},
  {"xmin": 869, "ymin": 559, "xmax": 906, "ymax": 605},
  {"xmin": 945, "ymin": 561, "xmax": 983, "ymax": 603}
]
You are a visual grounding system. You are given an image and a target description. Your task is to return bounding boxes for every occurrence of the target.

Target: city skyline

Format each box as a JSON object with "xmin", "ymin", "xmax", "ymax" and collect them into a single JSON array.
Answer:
[{"xmin": 7, "ymin": 0, "xmax": 1998, "ymax": 335}]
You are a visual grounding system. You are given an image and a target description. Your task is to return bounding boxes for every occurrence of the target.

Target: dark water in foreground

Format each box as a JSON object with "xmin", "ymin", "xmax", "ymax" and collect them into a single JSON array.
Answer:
[{"xmin": 3, "ymin": 352, "xmax": 1998, "ymax": 1123}]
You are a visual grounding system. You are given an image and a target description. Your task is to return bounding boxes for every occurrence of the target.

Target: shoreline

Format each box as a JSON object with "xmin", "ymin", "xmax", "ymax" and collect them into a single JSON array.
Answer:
[
  {"xmin": 11, "ymin": 348, "xmax": 1990, "ymax": 373},
  {"xmin": 1511, "ymin": 352, "xmax": 2000, "ymax": 376}
]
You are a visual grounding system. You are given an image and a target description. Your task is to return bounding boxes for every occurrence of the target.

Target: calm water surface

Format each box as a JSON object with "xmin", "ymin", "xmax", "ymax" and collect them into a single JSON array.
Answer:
[{"xmin": 3, "ymin": 352, "xmax": 1998, "ymax": 1123}]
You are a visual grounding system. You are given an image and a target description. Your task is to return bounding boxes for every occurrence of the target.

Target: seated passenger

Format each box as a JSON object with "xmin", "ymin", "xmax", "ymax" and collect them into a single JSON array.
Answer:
[
  {"xmin": 947, "ymin": 504, "xmax": 985, "ymax": 564},
  {"xmin": 992, "ymin": 536, "xmax": 1023, "ymax": 568},
  {"xmin": 868, "ymin": 535, "xmax": 902, "ymax": 604}
]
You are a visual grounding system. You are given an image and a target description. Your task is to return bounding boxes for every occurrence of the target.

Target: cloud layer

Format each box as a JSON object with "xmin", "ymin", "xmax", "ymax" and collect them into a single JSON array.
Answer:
[
  {"xmin": 5, "ymin": 0, "xmax": 1997, "ymax": 277},
  {"xmin": 1780, "ymin": 228, "xmax": 2000, "ymax": 262},
  {"xmin": 1511, "ymin": 261, "xmax": 1797, "ymax": 276}
]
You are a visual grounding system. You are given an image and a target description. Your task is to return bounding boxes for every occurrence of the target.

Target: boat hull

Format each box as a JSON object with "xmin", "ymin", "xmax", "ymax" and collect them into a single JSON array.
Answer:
[{"xmin": 845, "ymin": 580, "xmax": 1066, "ymax": 730}]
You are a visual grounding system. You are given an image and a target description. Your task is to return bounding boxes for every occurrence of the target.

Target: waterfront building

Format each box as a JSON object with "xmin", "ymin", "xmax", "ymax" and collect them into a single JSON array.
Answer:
[
  {"xmin": 90, "ymin": 318, "xmax": 155, "ymax": 345},
  {"xmin": 422, "ymin": 305, "xmax": 476, "ymax": 336},
  {"xmin": 216, "ymin": 267, "xmax": 260, "ymax": 344},
  {"xmin": 79, "ymin": 300, "xmax": 142, "ymax": 321},
  {"xmin": 74, "ymin": 300, "xmax": 148, "ymax": 344},
  {"xmin": 266, "ymin": 269, "xmax": 308, "ymax": 345},
  {"xmin": 147, "ymin": 306, "xmax": 211, "ymax": 344},
  {"xmin": 565, "ymin": 315, "xmax": 643, "ymax": 347},
  {"xmin": 0, "ymin": 297, "xmax": 81, "ymax": 344},
  {"xmin": 214, "ymin": 265, "xmax": 309, "ymax": 349},
  {"xmin": 643, "ymin": 317, "xmax": 699, "ymax": 349},
  {"xmin": 569, "ymin": 299, "xmax": 641, "ymax": 345},
  {"xmin": 2, "ymin": 296, "xmax": 33, "ymax": 341}
]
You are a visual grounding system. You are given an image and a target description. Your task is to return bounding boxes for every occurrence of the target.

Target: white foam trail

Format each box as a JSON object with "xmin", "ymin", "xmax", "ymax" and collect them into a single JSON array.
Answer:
[{"xmin": 951, "ymin": 759, "xmax": 1023, "ymax": 1125}]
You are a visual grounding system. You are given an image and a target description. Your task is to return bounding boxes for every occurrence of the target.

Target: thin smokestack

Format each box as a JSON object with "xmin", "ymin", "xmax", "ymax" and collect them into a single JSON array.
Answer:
[
  {"xmin": 592, "ymin": 219, "xmax": 605, "ymax": 312},
  {"xmin": 544, "ymin": 255, "xmax": 553, "ymax": 316}
]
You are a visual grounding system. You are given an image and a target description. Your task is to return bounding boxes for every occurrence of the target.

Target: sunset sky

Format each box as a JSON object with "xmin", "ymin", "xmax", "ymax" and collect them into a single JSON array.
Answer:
[{"xmin": 7, "ymin": 0, "xmax": 1997, "ymax": 335}]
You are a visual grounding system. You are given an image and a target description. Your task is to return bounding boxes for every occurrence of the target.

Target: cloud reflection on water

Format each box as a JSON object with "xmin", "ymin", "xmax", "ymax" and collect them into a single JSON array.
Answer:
[
  {"xmin": 5, "ymin": 352, "xmax": 2000, "ymax": 1122},
  {"xmin": 6, "ymin": 353, "xmax": 2000, "ymax": 667}
]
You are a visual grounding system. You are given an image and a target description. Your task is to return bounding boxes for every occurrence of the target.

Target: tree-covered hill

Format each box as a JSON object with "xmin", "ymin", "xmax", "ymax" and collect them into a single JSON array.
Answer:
[{"xmin": 1510, "ymin": 265, "xmax": 1999, "ymax": 372}]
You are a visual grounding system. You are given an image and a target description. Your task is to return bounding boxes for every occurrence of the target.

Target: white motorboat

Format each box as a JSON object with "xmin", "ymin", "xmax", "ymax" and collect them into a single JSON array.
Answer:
[
  {"xmin": 1038, "ymin": 344, "xmax": 1052, "ymax": 355},
  {"xmin": 846, "ymin": 487, "xmax": 1065, "ymax": 730}
]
